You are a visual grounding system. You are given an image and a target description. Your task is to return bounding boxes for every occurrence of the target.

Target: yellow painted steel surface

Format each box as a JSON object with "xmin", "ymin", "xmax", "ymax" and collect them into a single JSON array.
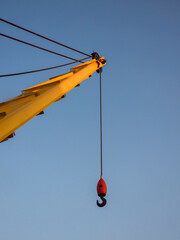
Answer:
[{"xmin": 0, "ymin": 58, "xmax": 106, "ymax": 142}]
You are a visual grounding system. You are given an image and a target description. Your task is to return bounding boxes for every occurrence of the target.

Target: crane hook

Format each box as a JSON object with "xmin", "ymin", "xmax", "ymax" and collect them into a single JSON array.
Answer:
[
  {"xmin": 96, "ymin": 177, "xmax": 107, "ymax": 207},
  {"xmin": 97, "ymin": 194, "xmax": 107, "ymax": 207}
]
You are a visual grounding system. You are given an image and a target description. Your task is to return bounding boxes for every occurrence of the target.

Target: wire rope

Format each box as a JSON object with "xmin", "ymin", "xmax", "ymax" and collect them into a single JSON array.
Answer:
[
  {"xmin": 99, "ymin": 70, "xmax": 103, "ymax": 177},
  {"xmin": 0, "ymin": 18, "xmax": 91, "ymax": 57},
  {"xmin": 0, "ymin": 57, "xmax": 90, "ymax": 78},
  {"xmin": 0, "ymin": 33, "xmax": 84, "ymax": 63}
]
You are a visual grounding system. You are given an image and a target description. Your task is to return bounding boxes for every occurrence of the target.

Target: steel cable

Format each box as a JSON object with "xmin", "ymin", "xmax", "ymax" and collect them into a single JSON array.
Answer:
[
  {"xmin": 0, "ymin": 18, "xmax": 91, "ymax": 57},
  {"xmin": 0, "ymin": 56, "xmax": 90, "ymax": 78},
  {"xmin": 0, "ymin": 33, "xmax": 85, "ymax": 63},
  {"xmin": 99, "ymin": 70, "xmax": 103, "ymax": 177}
]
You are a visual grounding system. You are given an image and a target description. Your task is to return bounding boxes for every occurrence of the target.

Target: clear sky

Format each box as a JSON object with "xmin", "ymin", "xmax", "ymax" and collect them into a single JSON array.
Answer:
[{"xmin": 0, "ymin": 0, "xmax": 180, "ymax": 239}]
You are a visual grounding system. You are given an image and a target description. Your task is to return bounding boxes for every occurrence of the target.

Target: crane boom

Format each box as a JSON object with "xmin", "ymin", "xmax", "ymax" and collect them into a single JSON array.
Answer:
[{"xmin": 0, "ymin": 57, "xmax": 106, "ymax": 142}]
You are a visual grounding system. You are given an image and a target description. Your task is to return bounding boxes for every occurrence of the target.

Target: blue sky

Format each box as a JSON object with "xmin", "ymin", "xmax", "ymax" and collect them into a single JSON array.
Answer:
[{"xmin": 0, "ymin": 0, "xmax": 180, "ymax": 239}]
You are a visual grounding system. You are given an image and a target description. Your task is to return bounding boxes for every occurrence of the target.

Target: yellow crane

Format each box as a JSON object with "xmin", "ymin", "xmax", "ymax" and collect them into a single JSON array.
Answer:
[{"xmin": 0, "ymin": 56, "xmax": 106, "ymax": 143}]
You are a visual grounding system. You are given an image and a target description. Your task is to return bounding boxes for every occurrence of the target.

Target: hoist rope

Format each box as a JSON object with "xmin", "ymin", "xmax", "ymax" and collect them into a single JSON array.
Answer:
[
  {"xmin": 99, "ymin": 70, "xmax": 103, "ymax": 177},
  {"xmin": 0, "ymin": 18, "xmax": 91, "ymax": 57},
  {"xmin": 0, "ymin": 56, "xmax": 91, "ymax": 78},
  {"xmin": 0, "ymin": 33, "xmax": 84, "ymax": 63}
]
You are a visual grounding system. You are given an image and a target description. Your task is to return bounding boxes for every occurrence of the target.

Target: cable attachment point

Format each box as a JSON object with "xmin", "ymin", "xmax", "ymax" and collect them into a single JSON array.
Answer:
[
  {"xmin": 97, "ymin": 67, "xmax": 102, "ymax": 74},
  {"xmin": 91, "ymin": 52, "xmax": 102, "ymax": 73},
  {"xmin": 91, "ymin": 52, "xmax": 100, "ymax": 60},
  {"xmin": 91, "ymin": 52, "xmax": 106, "ymax": 73}
]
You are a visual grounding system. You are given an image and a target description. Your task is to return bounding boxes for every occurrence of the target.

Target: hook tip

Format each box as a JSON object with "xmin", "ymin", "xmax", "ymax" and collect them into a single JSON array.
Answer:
[{"xmin": 96, "ymin": 196, "xmax": 107, "ymax": 207}]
